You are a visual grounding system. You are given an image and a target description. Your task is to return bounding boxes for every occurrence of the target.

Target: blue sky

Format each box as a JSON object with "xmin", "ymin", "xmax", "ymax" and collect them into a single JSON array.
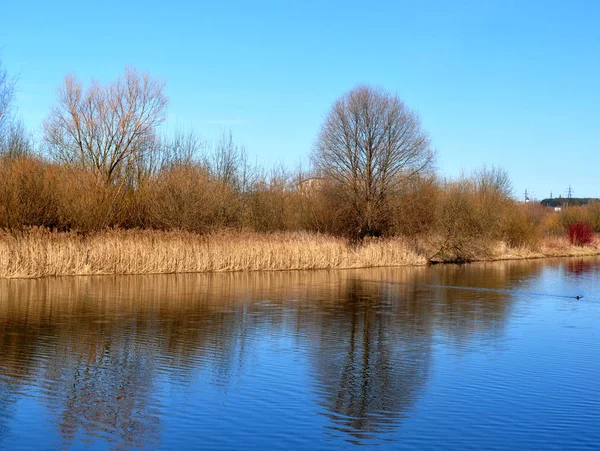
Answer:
[{"xmin": 1, "ymin": 0, "xmax": 598, "ymax": 198}]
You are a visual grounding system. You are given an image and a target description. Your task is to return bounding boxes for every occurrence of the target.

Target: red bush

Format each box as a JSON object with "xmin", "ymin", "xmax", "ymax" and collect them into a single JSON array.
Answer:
[{"xmin": 568, "ymin": 221, "xmax": 594, "ymax": 246}]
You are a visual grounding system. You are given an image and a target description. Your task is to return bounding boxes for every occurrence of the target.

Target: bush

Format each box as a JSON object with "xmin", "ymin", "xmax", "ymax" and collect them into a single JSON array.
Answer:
[
  {"xmin": 559, "ymin": 206, "xmax": 587, "ymax": 231},
  {"xmin": 540, "ymin": 211, "xmax": 563, "ymax": 236},
  {"xmin": 568, "ymin": 222, "xmax": 593, "ymax": 246},
  {"xmin": 501, "ymin": 204, "xmax": 540, "ymax": 249},
  {"xmin": 146, "ymin": 165, "xmax": 242, "ymax": 232},
  {"xmin": 430, "ymin": 179, "xmax": 499, "ymax": 262},
  {"xmin": 391, "ymin": 176, "xmax": 439, "ymax": 237},
  {"xmin": 586, "ymin": 202, "xmax": 600, "ymax": 232},
  {"xmin": 0, "ymin": 156, "xmax": 60, "ymax": 229}
]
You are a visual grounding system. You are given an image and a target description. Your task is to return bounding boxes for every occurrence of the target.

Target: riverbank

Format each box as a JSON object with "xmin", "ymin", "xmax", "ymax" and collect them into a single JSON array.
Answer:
[{"xmin": 0, "ymin": 229, "xmax": 598, "ymax": 279}]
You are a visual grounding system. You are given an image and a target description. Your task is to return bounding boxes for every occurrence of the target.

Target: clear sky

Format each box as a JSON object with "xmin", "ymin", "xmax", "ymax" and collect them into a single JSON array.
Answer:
[{"xmin": 1, "ymin": 0, "xmax": 598, "ymax": 199}]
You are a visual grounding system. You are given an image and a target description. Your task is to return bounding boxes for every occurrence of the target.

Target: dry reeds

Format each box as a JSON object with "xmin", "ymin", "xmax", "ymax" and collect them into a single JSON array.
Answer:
[
  {"xmin": 0, "ymin": 229, "xmax": 426, "ymax": 279},
  {"xmin": 485, "ymin": 236, "xmax": 600, "ymax": 261}
]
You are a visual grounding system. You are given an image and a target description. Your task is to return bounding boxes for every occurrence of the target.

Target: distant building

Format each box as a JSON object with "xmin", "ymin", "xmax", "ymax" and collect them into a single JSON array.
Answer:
[{"xmin": 297, "ymin": 177, "xmax": 325, "ymax": 194}]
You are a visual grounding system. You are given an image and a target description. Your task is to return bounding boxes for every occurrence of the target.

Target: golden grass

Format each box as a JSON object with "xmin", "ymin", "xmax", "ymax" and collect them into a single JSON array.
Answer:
[
  {"xmin": 0, "ymin": 229, "xmax": 598, "ymax": 279},
  {"xmin": 486, "ymin": 236, "xmax": 600, "ymax": 261},
  {"xmin": 0, "ymin": 229, "xmax": 426, "ymax": 279}
]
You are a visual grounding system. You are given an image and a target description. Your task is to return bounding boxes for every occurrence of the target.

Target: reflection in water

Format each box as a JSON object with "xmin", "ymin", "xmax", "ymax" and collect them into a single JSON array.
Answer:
[
  {"xmin": 305, "ymin": 278, "xmax": 432, "ymax": 439},
  {"xmin": 566, "ymin": 258, "xmax": 599, "ymax": 277},
  {"xmin": 0, "ymin": 259, "xmax": 580, "ymax": 448},
  {"xmin": 301, "ymin": 263, "xmax": 526, "ymax": 439}
]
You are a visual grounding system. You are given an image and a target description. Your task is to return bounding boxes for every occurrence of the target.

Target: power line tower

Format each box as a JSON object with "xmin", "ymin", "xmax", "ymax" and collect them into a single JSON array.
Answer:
[
  {"xmin": 550, "ymin": 191, "xmax": 553, "ymax": 199},
  {"xmin": 524, "ymin": 189, "xmax": 529, "ymax": 202},
  {"xmin": 566, "ymin": 185, "xmax": 573, "ymax": 207}
]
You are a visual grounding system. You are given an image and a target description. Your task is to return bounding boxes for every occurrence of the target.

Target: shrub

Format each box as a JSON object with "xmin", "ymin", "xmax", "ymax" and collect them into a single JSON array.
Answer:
[
  {"xmin": 559, "ymin": 206, "xmax": 587, "ymax": 231},
  {"xmin": 391, "ymin": 176, "xmax": 439, "ymax": 237},
  {"xmin": 567, "ymin": 222, "xmax": 593, "ymax": 246},
  {"xmin": 0, "ymin": 156, "xmax": 61, "ymax": 229},
  {"xmin": 502, "ymin": 204, "xmax": 540, "ymax": 249},
  {"xmin": 145, "ymin": 164, "xmax": 242, "ymax": 232},
  {"xmin": 540, "ymin": 211, "xmax": 563, "ymax": 236},
  {"xmin": 430, "ymin": 179, "xmax": 498, "ymax": 263},
  {"xmin": 586, "ymin": 202, "xmax": 600, "ymax": 232}
]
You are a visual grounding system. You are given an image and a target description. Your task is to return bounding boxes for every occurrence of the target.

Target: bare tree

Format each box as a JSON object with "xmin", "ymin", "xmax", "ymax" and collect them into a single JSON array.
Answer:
[
  {"xmin": 127, "ymin": 128, "xmax": 203, "ymax": 187},
  {"xmin": 473, "ymin": 165, "xmax": 512, "ymax": 198},
  {"xmin": 162, "ymin": 128, "xmax": 203, "ymax": 169},
  {"xmin": 43, "ymin": 67, "xmax": 168, "ymax": 184},
  {"xmin": 0, "ymin": 59, "xmax": 17, "ymax": 146},
  {"xmin": 1, "ymin": 120, "xmax": 34, "ymax": 159},
  {"xmin": 312, "ymin": 85, "xmax": 434, "ymax": 238},
  {"xmin": 206, "ymin": 131, "xmax": 249, "ymax": 191},
  {"xmin": 0, "ymin": 60, "xmax": 32, "ymax": 159}
]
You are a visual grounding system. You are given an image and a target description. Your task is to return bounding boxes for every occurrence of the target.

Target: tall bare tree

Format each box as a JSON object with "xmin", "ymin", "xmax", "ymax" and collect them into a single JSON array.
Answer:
[
  {"xmin": 312, "ymin": 85, "xmax": 434, "ymax": 238},
  {"xmin": 1, "ymin": 121, "xmax": 33, "ymax": 159},
  {"xmin": 0, "ymin": 59, "xmax": 17, "ymax": 145},
  {"xmin": 206, "ymin": 130, "xmax": 250, "ymax": 191},
  {"xmin": 43, "ymin": 67, "xmax": 168, "ymax": 184},
  {"xmin": 473, "ymin": 165, "xmax": 512, "ymax": 198}
]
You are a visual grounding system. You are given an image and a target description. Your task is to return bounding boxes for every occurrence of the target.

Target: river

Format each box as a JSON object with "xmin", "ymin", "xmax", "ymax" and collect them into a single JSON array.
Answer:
[{"xmin": 0, "ymin": 258, "xmax": 599, "ymax": 450}]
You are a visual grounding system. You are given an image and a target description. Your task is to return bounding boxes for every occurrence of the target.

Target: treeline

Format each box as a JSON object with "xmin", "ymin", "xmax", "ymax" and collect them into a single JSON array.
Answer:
[
  {"xmin": 0, "ymin": 64, "xmax": 597, "ymax": 264},
  {"xmin": 540, "ymin": 197, "xmax": 599, "ymax": 208}
]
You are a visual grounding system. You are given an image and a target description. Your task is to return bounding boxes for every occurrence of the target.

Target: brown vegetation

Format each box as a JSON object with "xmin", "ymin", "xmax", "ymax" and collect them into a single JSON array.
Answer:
[{"xmin": 0, "ymin": 149, "xmax": 599, "ymax": 278}]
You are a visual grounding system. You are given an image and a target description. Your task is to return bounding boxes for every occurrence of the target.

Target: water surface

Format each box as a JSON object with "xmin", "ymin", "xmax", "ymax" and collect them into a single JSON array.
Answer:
[{"xmin": 0, "ymin": 258, "xmax": 599, "ymax": 450}]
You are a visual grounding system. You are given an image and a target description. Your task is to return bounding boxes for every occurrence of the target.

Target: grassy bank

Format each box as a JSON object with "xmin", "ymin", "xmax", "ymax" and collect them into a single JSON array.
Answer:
[
  {"xmin": 0, "ymin": 229, "xmax": 598, "ymax": 279},
  {"xmin": 483, "ymin": 237, "xmax": 600, "ymax": 261}
]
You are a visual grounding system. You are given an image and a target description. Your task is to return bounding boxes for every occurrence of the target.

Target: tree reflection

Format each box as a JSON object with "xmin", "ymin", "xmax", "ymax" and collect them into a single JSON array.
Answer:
[
  {"xmin": 305, "ymin": 277, "xmax": 432, "ymax": 438},
  {"xmin": 301, "ymin": 261, "xmax": 550, "ymax": 439}
]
